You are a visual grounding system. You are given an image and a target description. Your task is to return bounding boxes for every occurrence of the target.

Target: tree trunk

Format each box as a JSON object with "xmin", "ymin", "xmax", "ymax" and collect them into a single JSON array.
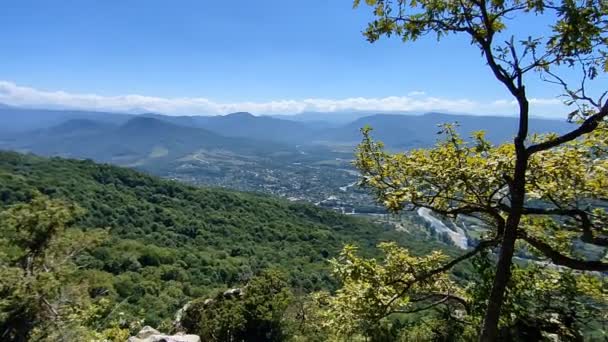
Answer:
[
  {"xmin": 479, "ymin": 135, "xmax": 528, "ymax": 341},
  {"xmin": 478, "ymin": 222, "xmax": 518, "ymax": 341}
]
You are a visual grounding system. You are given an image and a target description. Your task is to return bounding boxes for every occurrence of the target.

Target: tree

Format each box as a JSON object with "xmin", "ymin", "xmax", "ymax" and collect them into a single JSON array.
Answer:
[
  {"xmin": 313, "ymin": 243, "xmax": 606, "ymax": 340},
  {"xmin": 313, "ymin": 243, "xmax": 468, "ymax": 340},
  {"xmin": 0, "ymin": 195, "xmax": 106, "ymax": 341},
  {"xmin": 352, "ymin": 0, "xmax": 608, "ymax": 340},
  {"xmin": 181, "ymin": 269, "xmax": 294, "ymax": 341},
  {"xmin": 467, "ymin": 254, "xmax": 607, "ymax": 340}
]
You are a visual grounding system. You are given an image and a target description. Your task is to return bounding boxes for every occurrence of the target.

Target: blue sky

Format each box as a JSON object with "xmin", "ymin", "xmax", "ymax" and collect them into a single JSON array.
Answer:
[{"xmin": 0, "ymin": 0, "xmax": 592, "ymax": 116}]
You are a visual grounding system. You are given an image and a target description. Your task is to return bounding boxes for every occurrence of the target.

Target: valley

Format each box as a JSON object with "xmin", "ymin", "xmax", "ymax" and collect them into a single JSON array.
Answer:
[
  {"xmin": 4, "ymin": 106, "xmax": 605, "ymax": 262},
  {"xmin": 3, "ymin": 2, "xmax": 608, "ymax": 340},
  {"xmin": 0, "ymin": 104, "xmax": 577, "ymax": 251},
  {"xmin": 0, "ymin": 150, "xmax": 458, "ymax": 328},
  {"xmin": 0, "ymin": 104, "xmax": 605, "ymax": 340}
]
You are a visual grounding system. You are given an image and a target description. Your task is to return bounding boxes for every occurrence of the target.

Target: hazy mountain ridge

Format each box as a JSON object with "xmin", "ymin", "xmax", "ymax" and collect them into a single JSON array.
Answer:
[
  {"xmin": 317, "ymin": 112, "xmax": 575, "ymax": 148},
  {"xmin": 0, "ymin": 114, "xmax": 295, "ymax": 167},
  {"xmin": 0, "ymin": 105, "xmax": 134, "ymax": 133},
  {"xmin": 139, "ymin": 112, "xmax": 318, "ymax": 143},
  {"xmin": 0, "ymin": 104, "xmax": 575, "ymax": 149},
  {"xmin": 0, "ymin": 105, "xmax": 576, "ymax": 211}
]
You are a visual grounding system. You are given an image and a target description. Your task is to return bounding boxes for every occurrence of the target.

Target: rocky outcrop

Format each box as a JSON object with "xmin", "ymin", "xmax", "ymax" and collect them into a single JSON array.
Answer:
[
  {"xmin": 173, "ymin": 287, "xmax": 246, "ymax": 335},
  {"xmin": 186, "ymin": 287, "xmax": 245, "ymax": 310},
  {"xmin": 222, "ymin": 287, "xmax": 244, "ymax": 299},
  {"xmin": 127, "ymin": 326, "xmax": 200, "ymax": 342}
]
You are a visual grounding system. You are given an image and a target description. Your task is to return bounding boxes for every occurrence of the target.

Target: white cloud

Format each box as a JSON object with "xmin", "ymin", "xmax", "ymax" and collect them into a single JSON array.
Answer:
[
  {"xmin": 0, "ymin": 80, "xmax": 567, "ymax": 117},
  {"xmin": 529, "ymin": 98, "xmax": 563, "ymax": 106}
]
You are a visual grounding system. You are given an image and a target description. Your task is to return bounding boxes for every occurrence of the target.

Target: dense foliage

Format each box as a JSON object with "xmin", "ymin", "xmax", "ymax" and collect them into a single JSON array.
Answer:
[
  {"xmin": 352, "ymin": 0, "xmax": 608, "ymax": 339},
  {"xmin": 312, "ymin": 244, "xmax": 606, "ymax": 341},
  {"xmin": 0, "ymin": 196, "xmax": 106, "ymax": 341},
  {"xmin": 0, "ymin": 151, "xmax": 450, "ymax": 338},
  {"xmin": 181, "ymin": 270, "xmax": 294, "ymax": 341}
]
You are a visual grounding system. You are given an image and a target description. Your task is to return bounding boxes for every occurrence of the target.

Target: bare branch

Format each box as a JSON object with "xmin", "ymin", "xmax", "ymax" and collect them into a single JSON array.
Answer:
[
  {"xmin": 501, "ymin": 204, "xmax": 607, "ymax": 247},
  {"xmin": 527, "ymin": 102, "xmax": 608, "ymax": 154},
  {"xmin": 422, "ymin": 239, "xmax": 499, "ymax": 279},
  {"xmin": 520, "ymin": 233, "xmax": 608, "ymax": 271},
  {"xmin": 410, "ymin": 292, "xmax": 470, "ymax": 312}
]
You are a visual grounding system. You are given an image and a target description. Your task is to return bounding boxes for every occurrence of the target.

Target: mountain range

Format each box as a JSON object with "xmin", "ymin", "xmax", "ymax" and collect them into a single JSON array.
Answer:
[
  {"xmin": 0, "ymin": 104, "xmax": 574, "ymax": 150},
  {"xmin": 1, "ymin": 115, "xmax": 298, "ymax": 168},
  {"xmin": 323, "ymin": 112, "xmax": 575, "ymax": 149},
  {"xmin": 0, "ymin": 106, "xmax": 133, "ymax": 133},
  {"xmin": 0, "ymin": 104, "xmax": 577, "ymax": 199}
]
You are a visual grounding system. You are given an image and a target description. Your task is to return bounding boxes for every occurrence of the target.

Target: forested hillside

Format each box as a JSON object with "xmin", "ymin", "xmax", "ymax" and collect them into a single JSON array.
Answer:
[{"xmin": 0, "ymin": 151, "xmax": 447, "ymax": 330}]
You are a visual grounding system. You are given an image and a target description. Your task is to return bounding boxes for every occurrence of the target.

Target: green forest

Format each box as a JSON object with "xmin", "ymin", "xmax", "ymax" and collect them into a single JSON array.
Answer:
[
  {"xmin": 1, "ymin": 150, "xmax": 605, "ymax": 341},
  {"xmin": 0, "ymin": 151, "xmax": 457, "ymax": 340}
]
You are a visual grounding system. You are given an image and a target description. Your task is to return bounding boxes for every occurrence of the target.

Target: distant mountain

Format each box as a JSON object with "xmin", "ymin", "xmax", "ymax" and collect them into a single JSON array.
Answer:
[
  {"xmin": 271, "ymin": 111, "xmax": 407, "ymax": 126},
  {"xmin": 193, "ymin": 112, "xmax": 320, "ymax": 143},
  {"xmin": 0, "ymin": 106, "xmax": 580, "ymax": 207},
  {"xmin": 0, "ymin": 104, "xmax": 576, "ymax": 152},
  {"xmin": 0, "ymin": 104, "xmax": 133, "ymax": 133},
  {"xmin": 319, "ymin": 113, "xmax": 575, "ymax": 149},
  {"xmin": 139, "ymin": 113, "xmax": 202, "ymax": 127},
  {"xmin": 45, "ymin": 118, "xmax": 117, "ymax": 136},
  {"xmin": 0, "ymin": 116, "xmax": 293, "ymax": 167},
  {"xmin": 136, "ymin": 112, "xmax": 321, "ymax": 144}
]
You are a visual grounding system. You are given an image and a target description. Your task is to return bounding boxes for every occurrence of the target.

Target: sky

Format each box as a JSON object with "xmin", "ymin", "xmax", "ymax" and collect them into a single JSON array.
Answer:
[{"xmin": 0, "ymin": 0, "xmax": 602, "ymax": 117}]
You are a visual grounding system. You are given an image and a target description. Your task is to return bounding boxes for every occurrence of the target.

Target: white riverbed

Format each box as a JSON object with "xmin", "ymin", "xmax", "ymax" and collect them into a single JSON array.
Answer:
[{"xmin": 417, "ymin": 207, "xmax": 469, "ymax": 249}]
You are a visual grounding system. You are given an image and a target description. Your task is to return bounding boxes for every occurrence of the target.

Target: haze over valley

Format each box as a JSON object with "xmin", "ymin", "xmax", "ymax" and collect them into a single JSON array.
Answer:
[{"xmin": 0, "ymin": 104, "xmax": 576, "ymax": 249}]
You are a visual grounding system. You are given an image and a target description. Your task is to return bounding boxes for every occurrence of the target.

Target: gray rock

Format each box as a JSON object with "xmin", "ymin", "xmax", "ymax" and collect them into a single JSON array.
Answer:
[
  {"xmin": 135, "ymin": 326, "xmax": 160, "ymax": 339},
  {"xmin": 173, "ymin": 303, "xmax": 189, "ymax": 332},
  {"xmin": 222, "ymin": 287, "xmax": 245, "ymax": 298},
  {"xmin": 127, "ymin": 326, "xmax": 200, "ymax": 342}
]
